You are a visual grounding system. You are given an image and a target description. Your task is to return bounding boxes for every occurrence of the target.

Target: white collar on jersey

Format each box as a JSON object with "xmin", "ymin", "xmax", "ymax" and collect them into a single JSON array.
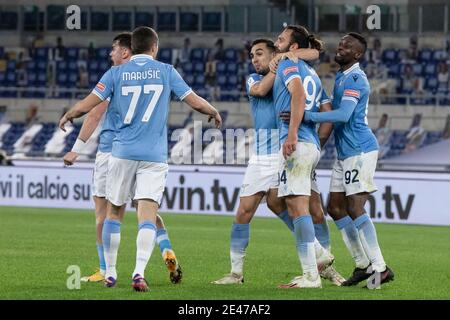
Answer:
[
  {"xmin": 342, "ymin": 62, "xmax": 360, "ymax": 75},
  {"xmin": 130, "ymin": 54, "xmax": 154, "ymax": 61}
]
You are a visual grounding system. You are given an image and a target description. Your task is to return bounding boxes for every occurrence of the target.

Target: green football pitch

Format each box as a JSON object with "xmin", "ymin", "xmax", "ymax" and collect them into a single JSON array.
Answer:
[{"xmin": 1, "ymin": 206, "xmax": 449, "ymax": 300}]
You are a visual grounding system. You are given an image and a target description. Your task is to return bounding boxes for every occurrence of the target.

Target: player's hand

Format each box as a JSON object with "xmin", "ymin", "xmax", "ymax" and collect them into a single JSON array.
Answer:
[
  {"xmin": 269, "ymin": 55, "xmax": 282, "ymax": 74},
  {"xmin": 63, "ymin": 151, "xmax": 78, "ymax": 166},
  {"xmin": 59, "ymin": 114, "xmax": 72, "ymax": 132},
  {"xmin": 279, "ymin": 111, "xmax": 291, "ymax": 125},
  {"xmin": 208, "ymin": 111, "xmax": 222, "ymax": 128},
  {"xmin": 282, "ymin": 52, "xmax": 298, "ymax": 64},
  {"xmin": 283, "ymin": 134, "xmax": 298, "ymax": 159}
]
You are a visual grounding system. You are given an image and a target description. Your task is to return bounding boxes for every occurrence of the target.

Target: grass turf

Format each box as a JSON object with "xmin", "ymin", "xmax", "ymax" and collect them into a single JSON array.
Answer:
[{"xmin": 0, "ymin": 206, "xmax": 449, "ymax": 300}]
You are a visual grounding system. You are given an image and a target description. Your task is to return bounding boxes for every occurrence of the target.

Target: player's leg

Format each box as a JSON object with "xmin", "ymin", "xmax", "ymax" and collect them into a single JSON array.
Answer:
[
  {"xmin": 213, "ymin": 192, "xmax": 264, "ymax": 284},
  {"xmin": 327, "ymin": 159, "xmax": 371, "ymax": 273},
  {"xmin": 82, "ymin": 151, "xmax": 110, "ymax": 282},
  {"xmin": 309, "ymin": 190, "xmax": 346, "ymax": 286},
  {"xmin": 155, "ymin": 214, "xmax": 182, "ymax": 284},
  {"xmin": 102, "ymin": 156, "xmax": 138, "ymax": 287},
  {"xmin": 266, "ymin": 188, "xmax": 293, "ymax": 231},
  {"xmin": 347, "ymin": 192, "xmax": 394, "ymax": 287},
  {"xmin": 131, "ymin": 161, "xmax": 169, "ymax": 292},
  {"xmin": 278, "ymin": 143, "xmax": 321, "ymax": 288}
]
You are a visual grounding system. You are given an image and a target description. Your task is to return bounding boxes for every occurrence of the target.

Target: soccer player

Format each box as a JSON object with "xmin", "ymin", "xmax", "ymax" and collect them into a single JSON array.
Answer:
[
  {"xmin": 270, "ymin": 25, "xmax": 330, "ymax": 288},
  {"xmin": 302, "ymin": 33, "xmax": 394, "ymax": 287},
  {"xmin": 213, "ymin": 38, "xmax": 342, "ymax": 286},
  {"xmin": 63, "ymin": 33, "xmax": 182, "ymax": 285},
  {"xmin": 59, "ymin": 26, "xmax": 222, "ymax": 292}
]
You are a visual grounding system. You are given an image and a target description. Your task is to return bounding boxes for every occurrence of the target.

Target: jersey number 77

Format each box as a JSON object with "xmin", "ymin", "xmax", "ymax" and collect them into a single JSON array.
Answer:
[{"xmin": 121, "ymin": 84, "xmax": 163, "ymax": 124}]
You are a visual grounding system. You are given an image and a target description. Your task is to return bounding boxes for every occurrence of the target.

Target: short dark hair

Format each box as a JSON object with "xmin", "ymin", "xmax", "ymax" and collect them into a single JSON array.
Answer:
[
  {"xmin": 285, "ymin": 25, "xmax": 324, "ymax": 52},
  {"xmin": 113, "ymin": 32, "xmax": 132, "ymax": 50},
  {"xmin": 347, "ymin": 32, "xmax": 367, "ymax": 54},
  {"xmin": 250, "ymin": 38, "xmax": 276, "ymax": 52},
  {"xmin": 131, "ymin": 26, "xmax": 159, "ymax": 55}
]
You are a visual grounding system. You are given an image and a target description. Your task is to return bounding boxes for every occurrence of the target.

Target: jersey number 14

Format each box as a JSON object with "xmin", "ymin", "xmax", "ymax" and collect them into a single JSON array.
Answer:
[{"xmin": 121, "ymin": 84, "xmax": 163, "ymax": 124}]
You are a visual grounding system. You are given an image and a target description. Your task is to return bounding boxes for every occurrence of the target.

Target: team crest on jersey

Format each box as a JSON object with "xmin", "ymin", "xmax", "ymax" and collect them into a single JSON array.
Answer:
[
  {"xmin": 343, "ymin": 89, "xmax": 360, "ymax": 98},
  {"xmin": 96, "ymin": 82, "xmax": 106, "ymax": 92},
  {"xmin": 283, "ymin": 66, "xmax": 299, "ymax": 75}
]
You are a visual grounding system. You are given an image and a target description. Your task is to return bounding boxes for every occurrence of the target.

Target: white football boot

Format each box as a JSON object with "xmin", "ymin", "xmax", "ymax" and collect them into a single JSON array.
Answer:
[
  {"xmin": 320, "ymin": 265, "xmax": 346, "ymax": 286},
  {"xmin": 212, "ymin": 273, "xmax": 244, "ymax": 285},
  {"xmin": 279, "ymin": 273, "xmax": 322, "ymax": 289}
]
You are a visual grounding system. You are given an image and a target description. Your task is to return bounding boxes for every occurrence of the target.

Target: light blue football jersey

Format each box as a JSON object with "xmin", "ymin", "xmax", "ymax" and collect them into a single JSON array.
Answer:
[
  {"xmin": 97, "ymin": 98, "xmax": 118, "ymax": 153},
  {"xmin": 92, "ymin": 54, "xmax": 192, "ymax": 162},
  {"xmin": 331, "ymin": 63, "xmax": 379, "ymax": 160},
  {"xmin": 273, "ymin": 59, "xmax": 323, "ymax": 149},
  {"xmin": 246, "ymin": 73, "xmax": 279, "ymax": 155}
]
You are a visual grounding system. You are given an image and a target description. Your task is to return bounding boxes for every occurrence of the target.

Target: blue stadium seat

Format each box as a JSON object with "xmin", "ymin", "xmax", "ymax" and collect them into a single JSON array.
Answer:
[
  {"xmin": 26, "ymin": 61, "xmax": 36, "ymax": 71},
  {"xmin": 216, "ymin": 62, "xmax": 226, "ymax": 74},
  {"xmin": 88, "ymin": 60, "xmax": 99, "ymax": 72},
  {"xmin": 412, "ymin": 63, "xmax": 422, "ymax": 76},
  {"xmin": 96, "ymin": 47, "xmax": 110, "ymax": 59},
  {"xmin": 424, "ymin": 77, "xmax": 438, "ymax": 92},
  {"xmin": 388, "ymin": 64, "xmax": 401, "ymax": 78},
  {"xmin": 418, "ymin": 49, "xmax": 433, "ymax": 63},
  {"xmin": 57, "ymin": 73, "xmax": 68, "ymax": 86},
  {"xmin": 27, "ymin": 72, "xmax": 37, "ymax": 86},
  {"xmin": 68, "ymin": 73, "xmax": 78, "ymax": 86},
  {"xmin": 5, "ymin": 72, "xmax": 16, "ymax": 86},
  {"xmin": 382, "ymin": 49, "xmax": 397, "ymax": 65},
  {"xmin": 190, "ymin": 48, "xmax": 204, "ymax": 62},
  {"xmin": 182, "ymin": 62, "xmax": 194, "ymax": 74},
  {"xmin": 37, "ymin": 61, "xmax": 47, "ymax": 71},
  {"xmin": 68, "ymin": 61, "xmax": 78, "ymax": 71},
  {"xmin": 7, "ymin": 60, "xmax": 16, "ymax": 70},
  {"xmin": 194, "ymin": 62, "xmax": 205, "ymax": 74},
  {"xmin": 423, "ymin": 63, "xmax": 437, "ymax": 77},
  {"xmin": 66, "ymin": 47, "xmax": 79, "ymax": 61},
  {"xmin": 35, "ymin": 47, "xmax": 48, "ymax": 60},
  {"xmin": 227, "ymin": 74, "xmax": 238, "ymax": 87},
  {"xmin": 57, "ymin": 61, "xmax": 67, "ymax": 71},
  {"xmin": 226, "ymin": 62, "xmax": 238, "ymax": 74},
  {"xmin": 224, "ymin": 48, "xmax": 237, "ymax": 61},
  {"xmin": 37, "ymin": 73, "xmax": 47, "ymax": 87},
  {"xmin": 217, "ymin": 74, "xmax": 227, "ymax": 88},
  {"xmin": 432, "ymin": 50, "xmax": 447, "ymax": 62},
  {"xmin": 184, "ymin": 74, "xmax": 194, "ymax": 86},
  {"xmin": 159, "ymin": 48, "xmax": 172, "ymax": 64},
  {"xmin": 99, "ymin": 60, "xmax": 110, "ymax": 72},
  {"xmin": 194, "ymin": 74, "xmax": 205, "ymax": 87}
]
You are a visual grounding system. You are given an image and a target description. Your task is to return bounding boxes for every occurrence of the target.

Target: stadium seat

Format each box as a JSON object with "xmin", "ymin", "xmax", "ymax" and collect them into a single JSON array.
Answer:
[
  {"xmin": 182, "ymin": 62, "xmax": 194, "ymax": 74},
  {"xmin": 96, "ymin": 47, "xmax": 110, "ymax": 59},
  {"xmin": 224, "ymin": 48, "xmax": 237, "ymax": 61},
  {"xmin": 57, "ymin": 61, "xmax": 67, "ymax": 71},
  {"xmin": 194, "ymin": 62, "xmax": 205, "ymax": 74},
  {"xmin": 194, "ymin": 74, "xmax": 205, "ymax": 87},
  {"xmin": 159, "ymin": 48, "xmax": 172, "ymax": 64},
  {"xmin": 382, "ymin": 49, "xmax": 397, "ymax": 65},
  {"xmin": 423, "ymin": 63, "xmax": 437, "ymax": 77},
  {"xmin": 418, "ymin": 48, "xmax": 433, "ymax": 63},
  {"xmin": 216, "ymin": 62, "xmax": 227, "ymax": 74},
  {"xmin": 432, "ymin": 50, "xmax": 447, "ymax": 62},
  {"xmin": 35, "ymin": 47, "xmax": 49, "ymax": 60},
  {"xmin": 26, "ymin": 61, "xmax": 36, "ymax": 71},
  {"xmin": 88, "ymin": 60, "xmax": 99, "ymax": 72},
  {"xmin": 68, "ymin": 61, "xmax": 78, "ymax": 71},
  {"xmin": 36, "ymin": 61, "xmax": 47, "ymax": 71},
  {"xmin": 190, "ymin": 48, "xmax": 204, "ymax": 62},
  {"xmin": 66, "ymin": 47, "xmax": 79, "ymax": 61},
  {"xmin": 184, "ymin": 74, "xmax": 194, "ymax": 86},
  {"xmin": 226, "ymin": 62, "xmax": 238, "ymax": 74}
]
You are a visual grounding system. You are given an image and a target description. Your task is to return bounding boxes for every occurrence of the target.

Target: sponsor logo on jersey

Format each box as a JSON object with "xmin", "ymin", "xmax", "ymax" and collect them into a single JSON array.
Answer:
[
  {"xmin": 96, "ymin": 82, "xmax": 106, "ymax": 92},
  {"xmin": 283, "ymin": 66, "xmax": 299, "ymax": 75},
  {"xmin": 343, "ymin": 89, "xmax": 360, "ymax": 98}
]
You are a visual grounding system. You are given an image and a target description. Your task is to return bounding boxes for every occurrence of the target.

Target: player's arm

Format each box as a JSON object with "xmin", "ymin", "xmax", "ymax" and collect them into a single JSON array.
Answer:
[
  {"xmin": 183, "ymin": 92, "xmax": 222, "ymax": 128},
  {"xmin": 284, "ymin": 77, "xmax": 306, "ymax": 158},
  {"xmin": 60, "ymin": 69, "xmax": 114, "ymax": 132},
  {"xmin": 63, "ymin": 101, "xmax": 108, "ymax": 166},
  {"xmin": 318, "ymin": 102, "xmax": 333, "ymax": 148},
  {"xmin": 269, "ymin": 49, "xmax": 319, "ymax": 73},
  {"xmin": 59, "ymin": 93, "xmax": 103, "ymax": 131},
  {"xmin": 248, "ymin": 72, "xmax": 276, "ymax": 97}
]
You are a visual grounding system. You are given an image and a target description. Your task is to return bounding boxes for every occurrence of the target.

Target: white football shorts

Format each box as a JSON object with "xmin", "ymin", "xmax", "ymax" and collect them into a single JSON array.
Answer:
[
  {"xmin": 106, "ymin": 156, "xmax": 168, "ymax": 207},
  {"xmin": 278, "ymin": 141, "xmax": 320, "ymax": 197},
  {"xmin": 329, "ymin": 150, "xmax": 378, "ymax": 196},
  {"xmin": 240, "ymin": 154, "xmax": 279, "ymax": 199},
  {"xmin": 92, "ymin": 151, "xmax": 110, "ymax": 198}
]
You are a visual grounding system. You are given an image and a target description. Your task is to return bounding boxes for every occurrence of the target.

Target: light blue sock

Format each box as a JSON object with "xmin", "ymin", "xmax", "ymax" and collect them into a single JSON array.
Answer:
[
  {"xmin": 230, "ymin": 223, "xmax": 250, "ymax": 275},
  {"xmin": 277, "ymin": 210, "xmax": 294, "ymax": 232},
  {"xmin": 156, "ymin": 228, "xmax": 172, "ymax": 255},
  {"xmin": 314, "ymin": 220, "xmax": 330, "ymax": 250},
  {"xmin": 335, "ymin": 215, "xmax": 370, "ymax": 268},
  {"xmin": 102, "ymin": 219, "xmax": 121, "ymax": 278},
  {"xmin": 353, "ymin": 214, "xmax": 386, "ymax": 272},
  {"xmin": 96, "ymin": 242, "xmax": 106, "ymax": 273},
  {"xmin": 293, "ymin": 215, "xmax": 317, "ymax": 276}
]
